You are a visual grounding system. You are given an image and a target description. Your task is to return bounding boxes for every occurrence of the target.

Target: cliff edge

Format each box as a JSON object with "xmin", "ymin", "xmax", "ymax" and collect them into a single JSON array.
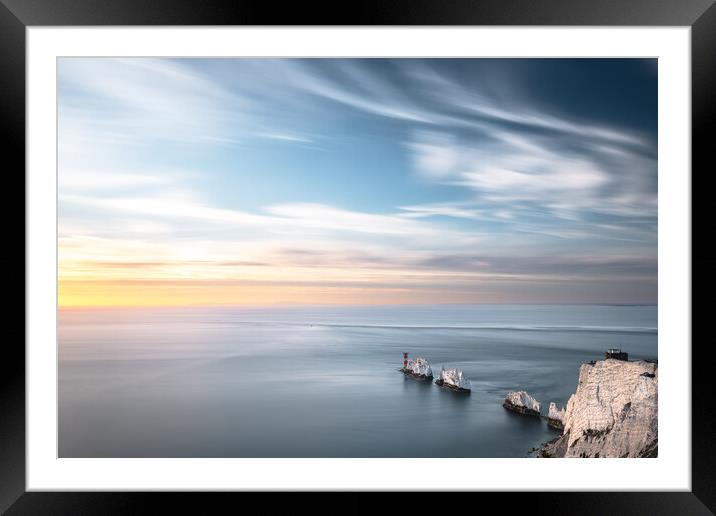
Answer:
[{"xmin": 540, "ymin": 359, "xmax": 657, "ymax": 458}]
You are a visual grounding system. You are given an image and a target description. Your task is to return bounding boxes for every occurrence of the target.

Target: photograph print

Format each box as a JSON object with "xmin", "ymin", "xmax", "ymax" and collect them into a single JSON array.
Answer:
[{"xmin": 58, "ymin": 58, "xmax": 657, "ymax": 458}]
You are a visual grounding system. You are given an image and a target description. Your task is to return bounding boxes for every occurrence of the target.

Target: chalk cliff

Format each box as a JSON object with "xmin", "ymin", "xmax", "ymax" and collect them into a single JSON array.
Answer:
[{"xmin": 540, "ymin": 359, "xmax": 658, "ymax": 458}]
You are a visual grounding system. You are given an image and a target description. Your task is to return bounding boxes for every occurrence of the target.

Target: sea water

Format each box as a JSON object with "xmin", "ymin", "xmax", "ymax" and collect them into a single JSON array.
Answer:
[{"xmin": 58, "ymin": 304, "xmax": 657, "ymax": 457}]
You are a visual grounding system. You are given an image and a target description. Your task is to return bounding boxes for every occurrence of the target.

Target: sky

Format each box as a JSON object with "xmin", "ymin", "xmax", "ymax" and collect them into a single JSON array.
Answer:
[{"xmin": 57, "ymin": 58, "xmax": 657, "ymax": 307}]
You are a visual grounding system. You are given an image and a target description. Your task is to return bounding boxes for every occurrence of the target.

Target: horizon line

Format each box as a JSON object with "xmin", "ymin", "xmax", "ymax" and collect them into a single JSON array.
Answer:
[{"xmin": 57, "ymin": 301, "xmax": 659, "ymax": 310}]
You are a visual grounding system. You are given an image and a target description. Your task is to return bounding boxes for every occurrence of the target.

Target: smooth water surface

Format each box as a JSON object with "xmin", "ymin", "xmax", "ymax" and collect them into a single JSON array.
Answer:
[{"xmin": 59, "ymin": 304, "xmax": 657, "ymax": 457}]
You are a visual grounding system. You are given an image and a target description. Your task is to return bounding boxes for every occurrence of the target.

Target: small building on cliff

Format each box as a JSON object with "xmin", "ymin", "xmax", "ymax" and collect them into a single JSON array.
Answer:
[{"xmin": 605, "ymin": 348, "xmax": 628, "ymax": 361}]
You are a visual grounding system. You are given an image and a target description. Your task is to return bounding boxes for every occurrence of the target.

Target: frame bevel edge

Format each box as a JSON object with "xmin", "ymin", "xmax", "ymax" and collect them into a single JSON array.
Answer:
[
  {"xmin": 0, "ymin": 0, "xmax": 27, "ymax": 515},
  {"xmin": 691, "ymin": 0, "xmax": 716, "ymax": 513}
]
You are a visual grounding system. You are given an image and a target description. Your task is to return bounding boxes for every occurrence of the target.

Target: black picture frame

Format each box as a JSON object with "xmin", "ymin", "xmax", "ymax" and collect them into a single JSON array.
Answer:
[{"xmin": 3, "ymin": 0, "xmax": 713, "ymax": 513}]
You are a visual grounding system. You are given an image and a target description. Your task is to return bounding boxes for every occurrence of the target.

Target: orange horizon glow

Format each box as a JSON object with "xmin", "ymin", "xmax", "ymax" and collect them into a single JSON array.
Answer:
[
  {"xmin": 57, "ymin": 241, "xmax": 515, "ymax": 307},
  {"xmin": 57, "ymin": 248, "xmax": 655, "ymax": 308},
  {"xmin": 57, "ymin": 278, "xmax": 506, "ymax": 308}
]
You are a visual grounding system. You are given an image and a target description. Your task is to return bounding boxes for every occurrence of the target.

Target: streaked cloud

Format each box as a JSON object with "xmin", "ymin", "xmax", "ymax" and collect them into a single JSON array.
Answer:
[{"xmin": 256, "ymin": 132, "xmax": 314, "ymax": 144}]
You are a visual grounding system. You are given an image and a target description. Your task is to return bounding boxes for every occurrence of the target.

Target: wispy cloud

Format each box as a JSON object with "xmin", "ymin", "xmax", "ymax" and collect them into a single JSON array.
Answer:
[
  {"xmin": 256, "ymin": 132, "xmax": 314, "ymax": 143},
  {"xmin": 60, "ymin": 191, "xmax": 475, "ymax": 243},
  {"xmin": 59, "ymin": 58, "xmax": 245, "ymax": 146},
  {"xmin": 280, "ymin": 59, "xmax": 656, "ymax": 228}
]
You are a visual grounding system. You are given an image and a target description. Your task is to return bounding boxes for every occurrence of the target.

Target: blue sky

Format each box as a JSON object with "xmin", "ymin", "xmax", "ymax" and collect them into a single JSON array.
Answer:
[{"xmin": 57, "ymin": 58, "xmax": 657, "ymax": 306}]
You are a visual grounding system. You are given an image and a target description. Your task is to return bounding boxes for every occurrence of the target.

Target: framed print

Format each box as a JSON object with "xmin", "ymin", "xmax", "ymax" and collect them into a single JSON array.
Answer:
[{"xmin": 3, "ymin": 0, "xmax": 714, "ymax": 513}]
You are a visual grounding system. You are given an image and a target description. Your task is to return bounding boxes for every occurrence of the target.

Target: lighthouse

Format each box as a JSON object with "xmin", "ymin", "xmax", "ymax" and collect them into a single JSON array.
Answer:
[{"xmin": 403, "ymin": 352, "xmax": 409, "ymax": 369}]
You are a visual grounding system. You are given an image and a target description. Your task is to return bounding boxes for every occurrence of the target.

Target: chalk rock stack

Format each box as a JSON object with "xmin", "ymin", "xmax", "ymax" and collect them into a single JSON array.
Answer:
[
  {"xmin": 503, "ymin": 391, "xmax": 541, "ymax": 416},
  {"xmin": 436, "ymin": 367, "xmax": 472, "ymax": 392},
  {"xmin": 547, "ymin": 402, "xmax": 566, "ymax": 430},
  {"xmin": 403, "ymin": 357, "xmax": 433, "ymax": 379}
]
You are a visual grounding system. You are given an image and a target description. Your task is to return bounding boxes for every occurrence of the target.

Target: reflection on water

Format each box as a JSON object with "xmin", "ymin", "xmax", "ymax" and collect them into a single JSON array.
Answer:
[{"xmin": 59, "ymin": 304, "xmax": 657, "ymax": 457}]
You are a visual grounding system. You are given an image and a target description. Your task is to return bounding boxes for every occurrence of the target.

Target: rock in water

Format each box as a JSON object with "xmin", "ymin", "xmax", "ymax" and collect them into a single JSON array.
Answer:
[
  {"xmin": 503, "ymin": 391, "xmax": 541, "ymax": 416},
  {"xmin": 541, "ymin": 359, "xmax": 658, "ymax": 458},
  {"xmin": 402, "ymin": 357, "xmax": 433, "ymax": 379},
  {"xmin": 547, "ymin": 402, "xmax": 565, "ymax": 430},
  {"xmin": 435, "ymin": 367, "xmax": 471, "ymax": 392}
]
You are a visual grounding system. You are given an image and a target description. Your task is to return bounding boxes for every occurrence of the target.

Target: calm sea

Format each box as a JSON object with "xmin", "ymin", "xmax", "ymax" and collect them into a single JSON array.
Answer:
[{"xmin": 58, "ymin": 304, "xmax": 657, "ymax": 457}]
